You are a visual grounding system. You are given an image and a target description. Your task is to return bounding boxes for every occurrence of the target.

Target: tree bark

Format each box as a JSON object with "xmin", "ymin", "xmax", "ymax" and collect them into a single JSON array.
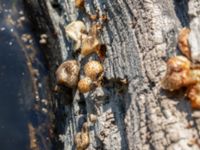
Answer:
[{"xmin": 24, "ymin": 0, "xmax": 200, "ymax": 149}]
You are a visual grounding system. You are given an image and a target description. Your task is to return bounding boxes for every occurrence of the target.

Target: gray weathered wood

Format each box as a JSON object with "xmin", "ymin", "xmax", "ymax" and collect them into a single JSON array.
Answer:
[{"xmin": 24, "ymin": 0, "xmax": 200, "ymax": 149}]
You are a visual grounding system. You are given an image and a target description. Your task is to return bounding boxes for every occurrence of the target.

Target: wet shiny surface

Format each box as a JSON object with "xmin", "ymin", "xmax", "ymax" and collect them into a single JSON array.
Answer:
[
  {"xmin": 0, "ymin": 30, "xmax": 30, "ymax": 149},
  {"xmin": 0, "ymin": 0, "xmax": 52, "ymax": 149}
]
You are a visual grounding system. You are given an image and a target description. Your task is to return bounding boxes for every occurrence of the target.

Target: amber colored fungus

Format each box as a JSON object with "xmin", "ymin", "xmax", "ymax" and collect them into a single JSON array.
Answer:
[
  {"xmin": 62, "ymin": 7, "xmax": 106, "ymax": 96},
  {"xmin": 74, "ymin": 122, "xmax": 90, "ymax": 150},
  {"xmin": 178, "ymin": 28, "xmax": 191, "ymax": 59},
  {"xmin": 161, "ymin": 56, "xmax": 196, "ymax": 91},
  {"xmin": 78, "ymin": 77, "xmax": 93, "ymax": 93},
  {"xmin": 187, "ymin": 83, "xmax": 200, "ymax": 109},
  {"xmin": 80, "ymin": 24, "xmax": 101, "ymax": 56},
  {"xmin": 75, "ymin": 0, "xmax": 84, "ymax": 8},
  {"xmin": 81, "ymin": 36, "xmax": 100, "ymax": 56},
  {"xmin": 162, "ymin": 56, "xmax": 200, "ymax": 109},
  {"xmin": 84, "ymin": 60, "xmax": 104, "ymax": 81}
]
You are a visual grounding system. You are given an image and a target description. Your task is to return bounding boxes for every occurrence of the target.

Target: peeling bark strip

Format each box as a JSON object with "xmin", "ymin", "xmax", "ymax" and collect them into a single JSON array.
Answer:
[{"xmin": 24, "ymin": 0, "xmax": 200, "ymax": 149}]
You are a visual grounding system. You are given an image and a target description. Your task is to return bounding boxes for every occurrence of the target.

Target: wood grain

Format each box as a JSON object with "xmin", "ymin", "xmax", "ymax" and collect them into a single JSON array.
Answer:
[{"xmin": 24, "ymin": 0, "xmax": 200, "ymax": 149}]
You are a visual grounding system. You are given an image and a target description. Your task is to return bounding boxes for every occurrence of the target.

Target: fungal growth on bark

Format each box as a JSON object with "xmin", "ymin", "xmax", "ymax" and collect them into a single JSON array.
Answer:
[
  {"xmin": 161, "ymin": 56, "xmax": 195, "ymax": 91},
  {"xmin": 77, "ymin": 60, "xmax": 104, "ymax": 93},
  {"xmin": 80, "ymin": 36, "xmax": 100, "ymax": 56},
  {"xmin": 84, "ymin": 60, "xmax": 104, "ymax": 81},
  {"xmin": 24, "ymin": 0, "xmax": 200, "ymax": 149},
  {"xmin": 64, "ymin": 21, "xmax": 103, "ymax": 57},
  {"xmin": 162, "ymin": 27, "xmax": 200, "ymax": 109},
  {"xmin": 74, "ymin": 122, "xmax": 90, "ymax": 150},
  {"xmin": 55, "ymin": 60, "xmax": 80, "ymax": 88},
  {"xmin": 187, "ymin": 83, "xmax": 200, "ymax": 109},
  {"xmin": 75, "ymin": 0, "xmax": 84, "ymax": 8},
  {"xmin": 80, "ymin": 24, "xmax": 101, "ymax": 56},
  {"xmin": 162, "ymin": 55, "xmax": 200, "ymax": 108},
  {"xmin": 65, "ymin": 21, "xmax": 86, "ymax": 50},
  {"xmin": 178, "ymin": 28, "xmax": 191, "ymax": 59},
  {"xmin": 78, "ymin": 77, "xmax": 93, "ymax": 93},
  {"xmin": 63, "ymin": 17, "xmax": 105, "ymax": 94}
]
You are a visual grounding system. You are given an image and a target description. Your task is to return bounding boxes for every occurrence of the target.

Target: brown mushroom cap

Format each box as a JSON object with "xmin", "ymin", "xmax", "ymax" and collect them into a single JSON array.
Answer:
[
  {"xmin": 161, "ymin": 56, "xmax": 195, "ymax": 91},
  {"xmin": 84, "ymin": 60, "xmax": 104, "ymax": 81},
  {"xmin": 78, "ymin": 77, "xmax": 93, "ymax": 93},
  {"xmin": 56, "ymin": 60, "xmax": 80, "ymax": 88},
  {"xmin": 74, "ymin": 132, "xmax": 89, "ymax": 150}
]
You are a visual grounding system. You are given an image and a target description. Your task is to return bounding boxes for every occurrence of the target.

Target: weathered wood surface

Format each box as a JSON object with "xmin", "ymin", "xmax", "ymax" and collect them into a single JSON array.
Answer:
[{"xmin": 24, "ymin": 0, "xmax": 200, "ymax": 149}]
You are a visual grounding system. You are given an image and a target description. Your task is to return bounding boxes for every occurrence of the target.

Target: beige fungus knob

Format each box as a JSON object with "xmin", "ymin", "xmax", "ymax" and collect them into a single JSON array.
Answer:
[
  {"xmin": 84, "ymin": 60, "xmax": 104, "ymax": 81},
  {"xmin": 74, "ymin": 122, "xmax": 89, "ymax": 150},
  {"xmin": 56, "ymin": 60, "xmax": 80, "ymax": 88},
  {"xmin": 78, "ymin": 77, "xmax": 93, "ymax": 93},
  {"xmin": 161, "ymin": 56, "xmax": 195, "ymax": 91},
  {"xmin": 81, "ymin": 35, "xmax": 100, "ymax": 56}
]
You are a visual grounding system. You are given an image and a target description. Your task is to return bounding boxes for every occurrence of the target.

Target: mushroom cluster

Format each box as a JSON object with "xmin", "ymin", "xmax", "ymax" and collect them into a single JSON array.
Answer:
[
  {"xmin": 162, "ymin": 28, "xmax": 200, "ymax": 109},
  {"xmin": 55, "ymin": 2, "xmax": 107, "ymax": 149},
  {"xmin": 55, "ymin": 20, "xmax": 105, "ymax": 93},
  {"xmin": 78, "ymin": 60, "xmax": 104, "ymax": 93},
  {"xmin": 65, "ymin": 21, "xmax": 103, "ymax": 57}
]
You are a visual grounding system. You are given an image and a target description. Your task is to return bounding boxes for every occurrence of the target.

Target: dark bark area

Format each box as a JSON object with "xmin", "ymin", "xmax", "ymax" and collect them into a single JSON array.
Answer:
[{"xmin": 24, "ymin": 0, "xmax": 200, "ymax": 149}]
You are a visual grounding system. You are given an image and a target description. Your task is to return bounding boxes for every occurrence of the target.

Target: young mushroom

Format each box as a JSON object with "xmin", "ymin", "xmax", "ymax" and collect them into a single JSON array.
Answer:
[
  {"xmin": 178, "ymin": 27, "xmax": 191, "ymax": 59},
  {"xmin": 84, "ymin": 60, "xmax": 104, "ymax": 81},
  {"xmin": 55, "ymin": 60, "xmax": 80, "ymax": 88},
  {"xmin": 161, "ymin": 56, "xmax": 196, "ymax": 91},
  {"xmin": 65, "ymin": 21, "xmax": 86, "ymax": 50},
  {"xmin": 74, "ymin": 122, "xmax": 90, "ymax": 150},
  {"xmin": 187, "ymin": 83, "xmax": 200, "ymax": 109},
  {"xmin": 78, "ymin": 77, "xmax": 93, "ymax": 93}
]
